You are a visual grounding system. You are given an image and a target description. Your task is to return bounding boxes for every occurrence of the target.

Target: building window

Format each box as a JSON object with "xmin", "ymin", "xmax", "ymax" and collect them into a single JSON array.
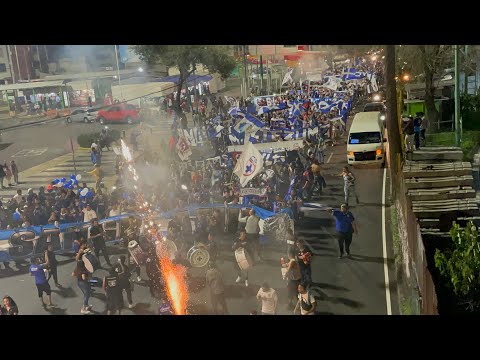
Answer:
[{"xmin": 0, "ymin": 63, "xmax": 6, "ymax": 73}]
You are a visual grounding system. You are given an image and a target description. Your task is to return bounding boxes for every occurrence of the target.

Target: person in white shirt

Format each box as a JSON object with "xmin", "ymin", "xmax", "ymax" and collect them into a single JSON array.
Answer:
[
  {"xmin": 82, "ymin": 204, "xmax": 97, "ymax": 223},
  {"xmin": 294, "ymin": 283, "xmax": 316, "ymax": 315},
  {"xmin": 13, "ymin": 189, "xmax": 23, "ymax": 205},
  {"xmin": 238, "ymin": 209, "xmax": 262, "ymax": 261},
  {"xmin": 256, "ymin": 282, "xmax": 278, "ymax": 315},
  {"xmin": 107, "ymin": 203, "xmax": 121, "ymax": 240}
]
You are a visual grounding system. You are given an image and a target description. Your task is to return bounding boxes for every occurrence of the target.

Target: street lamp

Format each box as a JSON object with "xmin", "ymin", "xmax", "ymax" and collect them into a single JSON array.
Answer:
[
  {"xmin": 402, "ymin": 74, "xmax": 410, "ymax": 82},
  {"xmin": 138, "ymin": 67, "xmax": 144, "ymax": 72}
]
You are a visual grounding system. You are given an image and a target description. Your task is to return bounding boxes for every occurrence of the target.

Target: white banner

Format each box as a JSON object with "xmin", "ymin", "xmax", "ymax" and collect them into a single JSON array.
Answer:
[
  {"xmin": 228, "ymin": 140, "xmax": 304, "ymax": 153},
  {"xmin": 239, "ymin": 188, "xmax": 267, "ymax": 196}
]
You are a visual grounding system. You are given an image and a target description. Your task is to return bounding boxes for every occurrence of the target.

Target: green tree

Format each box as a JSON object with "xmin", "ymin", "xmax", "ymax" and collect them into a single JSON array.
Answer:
[
  {"xmin": 397, "ymin": 45, "xmax": 453, "ymax": 126},
  {"xmin": 132, "ymin": 45, "xmax": 236, "ymax": 115},
  {"xmin": 434, "ymin": 221, "xmax": 480, "ymax": 311}
]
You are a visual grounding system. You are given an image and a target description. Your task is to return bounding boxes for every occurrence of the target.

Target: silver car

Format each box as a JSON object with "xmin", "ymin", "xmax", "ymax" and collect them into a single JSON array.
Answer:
[{"xmin": 66, "ymin": 108, "xmax": 97, "ymax": 123}]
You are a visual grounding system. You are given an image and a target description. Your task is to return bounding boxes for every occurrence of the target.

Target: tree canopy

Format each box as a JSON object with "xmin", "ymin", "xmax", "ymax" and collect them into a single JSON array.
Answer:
[
  {"xmin": 132, "ymin": 45, "xmax": 236, "ymax": 114},
  {"xmin": 132, "ymin": 45, "xmax": 236, "ymax": 80},
  {"xmin": 435, "ymin": 221, "xmax": 480, "ymax": 312}
]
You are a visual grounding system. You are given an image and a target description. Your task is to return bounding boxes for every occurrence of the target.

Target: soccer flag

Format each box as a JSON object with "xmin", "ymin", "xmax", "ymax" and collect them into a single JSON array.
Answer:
[
  {"xmin": 282, "ymin": 67, "xmax": 294, "ymax": 85},
  {"xmin": 176, "ymin": 134, "xmax": 192, "ymax": 161},
  {"xmin": 233, "ymin": 142, "xmax": 264, "ymax": 187}
]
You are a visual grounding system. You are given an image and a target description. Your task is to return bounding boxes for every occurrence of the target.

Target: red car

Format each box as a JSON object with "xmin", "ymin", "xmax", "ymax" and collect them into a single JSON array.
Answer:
[{"xmin": 97, "ymin": 103, "xmax": 140, "ymax": 125}]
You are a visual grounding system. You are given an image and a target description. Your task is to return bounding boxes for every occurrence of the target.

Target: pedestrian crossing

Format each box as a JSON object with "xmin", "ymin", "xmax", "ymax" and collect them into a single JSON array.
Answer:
[{"xmin": 0, "ymin": 150, "xmax": 117, "ymax": 200}]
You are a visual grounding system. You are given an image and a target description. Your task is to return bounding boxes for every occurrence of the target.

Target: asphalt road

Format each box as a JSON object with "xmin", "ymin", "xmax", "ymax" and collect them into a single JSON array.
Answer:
[
  {"xmin": 297, "ymin": 100, "xmax": 398, "ymax": 315},
  {"xmin": 0, "ymin": 119, "xmax": 137, "ymax": 172},
  {"xmin": 0, "ymin": 95, "xmax": 398, "ymax": 315}
]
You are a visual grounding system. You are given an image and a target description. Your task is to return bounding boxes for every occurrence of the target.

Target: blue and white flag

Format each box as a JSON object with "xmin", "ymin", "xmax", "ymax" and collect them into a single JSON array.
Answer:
[
  {"xmin": 234, "ymin": 142, "xmax": 264, "ymax": 187},
  {"xmin": 256, "ymin": 102, "xmax": 288, "ymax": 115},
  {"xmin": 289, "ymin": 100, "xmax": 304, "ymax": 117},
  {"xmin": 234, "ymin": 112, "xmax": 264, "ymax": 133},
  {"xmin": 282, "ymin": 67, "xmax": 294, "ymax": 85},
  {"xmin": 228, "ymin": 107, "xmax": 241, "ymax": 116}
]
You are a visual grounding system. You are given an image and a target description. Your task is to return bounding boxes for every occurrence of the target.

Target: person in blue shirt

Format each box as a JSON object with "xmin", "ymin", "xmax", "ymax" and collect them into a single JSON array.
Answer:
[
  {"xmin": 330, "ymin": 204, "xmax": 358, "ymax": 258},
  {"xmin": 29, "ymin": 257, "xmax": 54, "ymax": 307}
]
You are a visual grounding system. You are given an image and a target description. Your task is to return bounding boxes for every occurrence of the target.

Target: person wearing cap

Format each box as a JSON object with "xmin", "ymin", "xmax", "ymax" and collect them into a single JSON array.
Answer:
[
  {"xmin": 205, "ymin": 262, "xmax": 228, "ymax": 315},
  {"xmin": 330, "ymin": 204, "xmax": 358, "ymax": 258}
]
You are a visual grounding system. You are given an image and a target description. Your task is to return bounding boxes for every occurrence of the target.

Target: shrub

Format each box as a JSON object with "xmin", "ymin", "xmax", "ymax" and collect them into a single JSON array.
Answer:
[{"xmin": 77, "ymin": 129, "xmax": 121, "ymax": 148}]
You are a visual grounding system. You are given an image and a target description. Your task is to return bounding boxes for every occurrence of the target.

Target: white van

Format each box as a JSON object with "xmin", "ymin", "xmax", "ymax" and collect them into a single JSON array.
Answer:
[{"xmin": 347, "ymin": 111, "xmax": 386, "ymax": 166}]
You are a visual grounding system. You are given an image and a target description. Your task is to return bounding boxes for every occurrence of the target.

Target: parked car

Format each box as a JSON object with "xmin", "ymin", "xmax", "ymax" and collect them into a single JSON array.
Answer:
[
  {"xmin": 96, "ymin": 103, "xmax": 140, "ymax": 125},
  {"xmin": 66, "ymin": 108, "xmax": 97, "ymax": 123}
]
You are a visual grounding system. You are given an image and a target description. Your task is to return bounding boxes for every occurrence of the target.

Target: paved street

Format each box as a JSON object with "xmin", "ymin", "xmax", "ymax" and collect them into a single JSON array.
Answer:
[
  {"xmin": 0, "ymin": 102, "xmax": 398, "ymax": 315},
  {"xmin": 0, "ymin": 119, "xmax": 136, "ymax": 174}
]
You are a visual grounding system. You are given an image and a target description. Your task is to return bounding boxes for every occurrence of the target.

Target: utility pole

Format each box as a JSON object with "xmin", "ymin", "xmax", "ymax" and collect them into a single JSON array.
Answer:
[
  {"xmin": 243, "ymin": 45, "xmax": 248, "ymax": 98},
  {"xmin": 385, "ymin": 45, "xmax": 401, "ymax": 199},
  {"xmin": 260, "ymin": 55, "xmax": 264, "ymax": 93},
  {"xmin": 454, "ymin": 45, "xmax": 462, "ymax": 147},
  {"xmin": 14, "ymin": 45, "xmax": 21, "ymax": 81},
  {"xmin": 114, "ymin": 45, "xmax": 124, "ymax": 100},
  {"xmin": 7, "ymin": 46, "xmax": 16, "ymax": 84}
]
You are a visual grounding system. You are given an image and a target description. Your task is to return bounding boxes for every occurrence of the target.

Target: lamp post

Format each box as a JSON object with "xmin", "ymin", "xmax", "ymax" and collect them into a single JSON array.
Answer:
[{"xmin": 454, "ymin": 45, "xmax": 462, "ymax": 147}]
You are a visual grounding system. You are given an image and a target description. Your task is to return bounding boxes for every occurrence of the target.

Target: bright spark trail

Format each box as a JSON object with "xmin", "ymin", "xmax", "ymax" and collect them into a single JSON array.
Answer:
[{"xmin": 119, "ymin": 139, "xmax": 189, "ymax": 315}]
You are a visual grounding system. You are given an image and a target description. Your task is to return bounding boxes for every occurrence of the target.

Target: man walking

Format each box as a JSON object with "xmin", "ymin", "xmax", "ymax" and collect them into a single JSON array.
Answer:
[
  {"xmin": 330, "ymin": 204, "xmax": 358, "ymax": 258},
  {"xmin": 0, "ymin": 164, "xmax": 6, "ymax": 189},
  {"xmin": 239, "ymin": 209, "xmax": 261, "ymax": 261},
  {"xmin": 29, "ymin": 257, "xmax": 54, "ymax": 308},
  {"xmin": 256, "ymin": 282, "xmax": 278, "ymax": 315},
  {"xmin": 232, "ymin": 230, "xmax": 250, "ymax": 287},
  {"xmin": 205, "ymin": 262, "xmax": 228, "ymax": 314},
  {"xmin": 340, "ymin": 166, "xmax": 359, "ymax": 206},
  {"xmin": 10, "ymin": 160, "xmax": 19, "ymax": 185},
  {"xmin": 88, "ymin": 218, "xmax": 111, "ymax": 267},
  {"xmin": 419, "ymin": 112, "xmax": 428, "ymax": 147},
  {"xmin": 402, "ymin": 115, "xmax": 415, "ymax": 153}
]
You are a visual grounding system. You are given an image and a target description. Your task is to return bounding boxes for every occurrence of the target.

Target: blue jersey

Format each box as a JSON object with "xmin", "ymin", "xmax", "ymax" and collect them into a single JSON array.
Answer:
[{"xmin": 29, "ymin": 264, "xmax": 47, "ymax": 285}]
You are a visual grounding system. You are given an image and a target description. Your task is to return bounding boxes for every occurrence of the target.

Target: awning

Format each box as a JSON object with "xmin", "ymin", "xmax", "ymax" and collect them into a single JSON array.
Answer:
[
  {"xmin": 0, "ymin": 80, "xmax": 66, "ymax": 91},
  {"xmin": 67, "ymin": 80, "xmax": 94, "ymax": 91},
  {"xmin": 111, "ymin": 82, "xmax": 175, "ymax": 101}
]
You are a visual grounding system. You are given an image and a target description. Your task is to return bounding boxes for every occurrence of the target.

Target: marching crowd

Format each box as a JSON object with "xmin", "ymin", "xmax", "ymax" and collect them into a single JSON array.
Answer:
[{"xmin": 0, "ymin": 57, "xmax": 378, "ymax": 315}]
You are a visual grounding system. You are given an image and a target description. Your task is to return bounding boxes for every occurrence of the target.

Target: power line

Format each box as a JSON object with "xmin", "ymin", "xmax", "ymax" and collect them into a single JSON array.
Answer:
[{"xmin": 1, "ymin": 72, "xmax": 214, "ymax": 132}]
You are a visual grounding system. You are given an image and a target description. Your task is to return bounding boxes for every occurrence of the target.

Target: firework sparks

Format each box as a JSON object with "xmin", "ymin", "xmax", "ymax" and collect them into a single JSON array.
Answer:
[
  {"xmin": 120, "ymin": 139, "xmax": 133, "ymax": 162},
  {"xmin": 160, "ymin": 255, "xmax": 189, "ymax": 315}
]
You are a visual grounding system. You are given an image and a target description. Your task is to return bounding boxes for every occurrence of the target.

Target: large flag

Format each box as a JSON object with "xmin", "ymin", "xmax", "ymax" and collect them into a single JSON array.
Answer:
[
  {"xmin": 225, "ymin": 96, "xmax": 237, "ymax": 108},
  {"xmin": 176, "ymin": 134, "xmax": 192, "ymax": 161},
  {"xmin": 234, "ymin": 142, "xmax": 264, "ymax": 187},
  {"xmin": 282, "ymin": 67, "xmax": 294, "ymax": 85},
  {"xmin": 233, "ymin": 111, "xmax": 264, "ymax": 133}
]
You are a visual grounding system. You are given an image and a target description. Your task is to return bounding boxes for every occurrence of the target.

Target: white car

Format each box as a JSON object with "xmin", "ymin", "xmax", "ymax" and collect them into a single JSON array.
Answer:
[{"xmin": 66, "ymin": 108, "xmax": 97, "ymax": 123}]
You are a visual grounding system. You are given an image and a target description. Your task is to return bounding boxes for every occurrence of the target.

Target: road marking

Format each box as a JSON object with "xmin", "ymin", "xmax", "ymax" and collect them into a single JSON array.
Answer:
[
  {"xmin": 327, "ymin": 152, "xmax": 333, "ymax": 164},
  {"xmin": 11, "ymin": 148, "xmax": 48, "ymax": 157},
  {"xmin": 382, "ymin": 167, "xmax": 392, "ymax": 315}
]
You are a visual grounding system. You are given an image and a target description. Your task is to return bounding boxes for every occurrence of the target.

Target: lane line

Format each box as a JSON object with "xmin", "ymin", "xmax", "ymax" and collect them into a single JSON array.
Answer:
[
  {"xmin": 382, "ymin": 167, "xmax": 392, "ymax": 315},
  {"xmin": 327, "ymin": 152, "xmax": 333, "ymax": 164}
]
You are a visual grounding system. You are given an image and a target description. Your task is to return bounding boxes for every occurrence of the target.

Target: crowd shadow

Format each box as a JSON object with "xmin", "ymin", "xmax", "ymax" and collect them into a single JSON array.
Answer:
[
  {"xmin": 311, "ymin": 282, "xmax": 350, "ymax": 292},
  {"xmin": 349, "ymin": 254, "xmax": 394, "ymax": 266},
  {"xmin": 51, "ymin": 286, "xmax": 77, "ymax": 299},
  {"xmin": 310, "ymin": 288, "xmax": 364, "ymax": 309},
  {"xmin": 131, "ymin": 302, "xmax": 156, "ymax": 315}
]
